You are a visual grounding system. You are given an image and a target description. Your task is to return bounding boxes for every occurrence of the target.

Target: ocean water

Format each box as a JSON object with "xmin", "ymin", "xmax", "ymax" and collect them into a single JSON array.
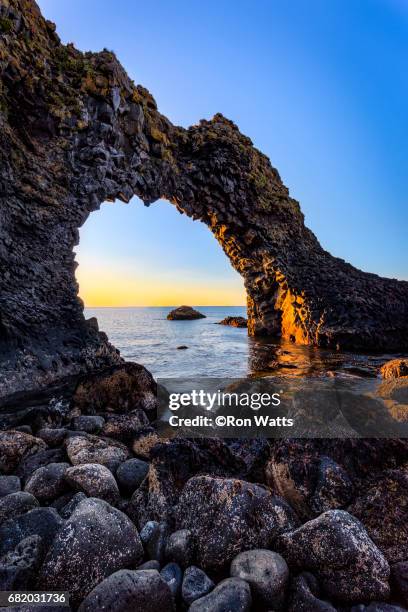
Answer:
[{"xmin": 84, "ymin": 307, "xmax": 396, "ymax": 379}]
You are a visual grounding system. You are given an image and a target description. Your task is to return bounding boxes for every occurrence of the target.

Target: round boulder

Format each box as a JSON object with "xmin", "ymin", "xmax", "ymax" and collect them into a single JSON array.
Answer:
[
  {"xmin": 24, "ymin": 463, "xmax": 70, "ymax": 502},
  {"xmin": 0, "ymin": 431, "xmax": 47, "ymax": 474},
  {"xmin": 189, "ymin": 577, "xmax": 251, "ymax": 612},
  {"xmin": 64, "ymin": 433, "xmax": 129, "ymax": 471},
  {"xmin": 64, "ymin": 463, "xmax": 120, "ymax": 504},
  {"xmin": 0, "ymin": 492, "xmax": 39, "ymax": 526},
  {"xmin": 116, "ymin": 458, "xmax": 149, "ymax": 495},
  {"xmin": 0, "ymin": 475, "xmax": 21, "ymax": 498},
  {"xmin": 167, "ymin": 306, "xmax": 206, "ymax": 320},
  {"xmin": 230, "ymin": 549, "xmax": 289, "ymax": 609},
  {"xmin": 182, "ymin": 566, "xmax": 214, "ymax": 605}
]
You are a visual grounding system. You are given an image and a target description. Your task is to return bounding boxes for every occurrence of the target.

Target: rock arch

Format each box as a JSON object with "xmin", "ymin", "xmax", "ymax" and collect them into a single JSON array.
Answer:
[{"xmin": 1, "ymin": 0, "xmax": 408, "ymax": 398}]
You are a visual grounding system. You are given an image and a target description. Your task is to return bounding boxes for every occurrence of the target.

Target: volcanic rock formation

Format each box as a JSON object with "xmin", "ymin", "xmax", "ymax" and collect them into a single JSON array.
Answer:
[{"xmin": 1, "ymin": 0, "xmax": 408, "ymax": 399}]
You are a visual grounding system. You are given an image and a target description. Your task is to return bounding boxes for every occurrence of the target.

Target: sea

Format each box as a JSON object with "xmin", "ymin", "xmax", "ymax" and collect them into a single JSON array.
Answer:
[{"xmin": 84, "ymin": 306, "xmax": 395, "ymax": 380}]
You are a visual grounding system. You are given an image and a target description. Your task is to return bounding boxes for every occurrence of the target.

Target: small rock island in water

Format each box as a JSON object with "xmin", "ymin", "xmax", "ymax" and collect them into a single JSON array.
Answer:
[
  {"xmin": 167, "ymin": 306, "xmax": 206, "ymax": 320},
  {"xmin": 217, "ymin": 316, "xmax": 248, "ymax": 328}
]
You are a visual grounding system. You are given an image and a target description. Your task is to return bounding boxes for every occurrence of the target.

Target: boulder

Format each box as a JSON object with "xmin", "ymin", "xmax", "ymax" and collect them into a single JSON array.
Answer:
[
  {"xmin": 165, "ymin": 529, "xmax": 194, "ymax": 568},
  {"xmin": 24, "ymin": 463, "xmax": 70, "ymax": 502},
  {"xmin": 276, "ymin": 509, "xmax": 390, "ymax": 602},
  {"xmin": 77, "ymin": 569, "xmax": 174, "ymax": 612},
  {"xmin": 16, "ymin": 448, "xmax": 66, "ymax": 483},
  {"xmin": 116, "ymin": 458, "xmax": 149, "ymax": 495},
  {"xmin": 145, "ymin": 521, "xmax": 169, "ymax": 564},
  {"xmin": 189, "ymin": 577, "xmax": 252, "ymax": 612},
  {"xmin": 230, "ymin": 549, "xmax": 289, "ymax": 609},
  {"xmin": 287, "ymin": 572, "xmax": 337, "ymax": 612},
  {"xmin": 64, "ymin": 433, "xmax": 129, "ymax": 471},
  {"xmin": 64, "ymin": 463, "xmax": 120, "ymax": 504},
  {"xmin": 311, "ymin": 456, "xmax": 354, "ymax": 514},
  {"xmin": 381, "ymin": 359, "xmax": 408, "ymax": 379},
  {"xmin": 101, "ymin": 410, "xmax": 149, "ymax": 443},
  {"xmin": 182, "ymin": 566, "xmax": 214, "ymax": 605},
  {"xmin": 59, "ymin": 492, "xmax": 87, "ymax": 519},
  {"xmin": 72, "ymin": 363, "xmax": 158, "ymax": 420},
  {"xmin": 167, "ymin": 306, "xmax": 206, "ymax": 320},
  {"xmin": 36, "ymin": 428, "xmax": 68, "ymax": 448},
  {"xmin": 0, "ymin": 431, "xmax": 47, "ymax": 474},
  {"xmin": 391, "ymin": 561, "xmax": 408, "ymax": 607},
  {"xmin": 348, "ymin": 468, "xmax": 408, "ymax": 563},
  {"xmin": 0, "ymin": 535, "xmax": 42, "ymax": 590},
  {"xmin": 176, "ymin": 475, "xmax": 298, "ymax": 570},
  {"xmin": 39, "ymin": 498, "xmax": 143, "ymax": 606},
  {"xmin": 160, "ymin": 562, "xmax": 182, "ymax": 598},
  {"xmin": 217, "ymin": 316, "xmax": 247, "ymax": 328},
  {"xmin": 0, "ymin": 475, "xmax": 21, "ymax": 497},
  {"xmin": 0, "ymin": 507, "xmax": 63, "ymax": 556},
  {"xmin": 71, "ymin": 415, "xmax": 105, "ymax": 434},
  {"xmin": 0, "ymin": 492, "xmax": 39, "ymax": 526}
]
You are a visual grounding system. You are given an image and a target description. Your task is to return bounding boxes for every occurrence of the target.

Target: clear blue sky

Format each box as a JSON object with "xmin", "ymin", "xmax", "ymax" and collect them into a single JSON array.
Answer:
[{"xmin": 38, "ymin": 0, "xmax": 408, "ymax": 305}]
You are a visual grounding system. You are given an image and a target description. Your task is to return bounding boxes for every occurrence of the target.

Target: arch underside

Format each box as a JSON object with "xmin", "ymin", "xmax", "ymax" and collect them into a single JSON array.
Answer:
[{"xmin": 0, "ymin": 0, "xmax": 408, "ymax": 400}]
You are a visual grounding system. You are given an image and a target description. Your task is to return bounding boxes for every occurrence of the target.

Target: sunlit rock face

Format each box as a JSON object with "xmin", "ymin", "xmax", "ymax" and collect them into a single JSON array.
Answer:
[{"xmin": 1, "ymin": 0, "xmax": 408, "ymax": 399}]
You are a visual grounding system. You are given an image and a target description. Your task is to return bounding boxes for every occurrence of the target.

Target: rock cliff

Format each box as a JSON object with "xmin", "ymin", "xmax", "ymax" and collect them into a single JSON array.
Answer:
[{"xmin": 1, "ymin": 0, "xmax": 408, "ymax": 399}]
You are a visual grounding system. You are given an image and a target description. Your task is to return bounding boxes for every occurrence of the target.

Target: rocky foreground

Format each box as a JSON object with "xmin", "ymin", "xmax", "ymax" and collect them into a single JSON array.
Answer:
[{"xmin": 0, "ymin": 362, "xmax": 408, "ymax": 611}]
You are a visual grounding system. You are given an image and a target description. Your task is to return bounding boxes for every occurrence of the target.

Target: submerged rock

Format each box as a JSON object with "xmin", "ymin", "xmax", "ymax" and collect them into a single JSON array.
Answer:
[
  {"xmin": 276, "ymin": 509, "xmax": 390, "ymax": 602},
  {"xmin": 167, "ymin": 306, "xmax": 206, "ymax": 320},
  {"xmin": 39, "ymin": 497, "xmax": 143, "ymax": 606},
  {"xmin": 176, "ymin": 475, "xmax": 298, "ymax": 571},
  {"xmin": 217, "ymin": 316, "xmax": 248, "ymax": 328}
]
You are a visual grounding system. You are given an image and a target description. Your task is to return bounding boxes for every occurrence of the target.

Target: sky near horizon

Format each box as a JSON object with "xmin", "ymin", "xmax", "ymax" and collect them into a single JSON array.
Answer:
[{"xmin": 38, "ymin": 0, "xmax": 408, "ymax": 307}]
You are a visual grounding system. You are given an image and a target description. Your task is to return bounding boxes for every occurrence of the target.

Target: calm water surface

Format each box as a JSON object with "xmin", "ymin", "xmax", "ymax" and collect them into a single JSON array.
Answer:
[{"xmin": 85, "ymin": 307, "xmax": 400, "ymax": 380}]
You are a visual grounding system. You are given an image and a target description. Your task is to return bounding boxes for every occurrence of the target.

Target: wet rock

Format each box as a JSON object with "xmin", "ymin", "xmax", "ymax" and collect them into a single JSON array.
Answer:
[
  {"xmin": 277, "ymin": 509, "xmax": 390, "ymax": 602},
  {"xmin": 176, "ymin": 475, "xmax": 298, "ymax": 571},
  {"xmin": 0, "ymin": 475, "xmax": 21, "ymax": 497},
  {"xmin": 160, "ymin": 562, "xmax": 182, "ymax": 598},
  {"xmin": 0, "ymin": 431, "xmax": 47, "ymax": 474},
  {"xmin": 64, "ymin": 433, "xmax": 129, "ymax": 471},
  {"xmin": 391, "ymin": 561, "xmax": 408, "ymax": 607},
  {"xmin": 189, "ymin": 577, "xmax": 252, "ymax": 612},
  {"xmin": 217, "ymin": 316, "xmax": 247, "ymax": 328},
  {"xmin": 182, "ymin": 566, "xmax": 214, "ymax": 605},
  {"xmin": 77, "ymin": 569, "xmax": 174, "ymax": 612},
  {"xmin": 16, "ymin": 448, "xmax": 66, "ymax": 484},
  {"xmin": 287, "ymin": 572, "xmax": 336, "ymax": 611},
  {"xmin": 0, "ymin": 535, "xmax": 42, "ymax": 590},
  {"xmin": 71, "ymin": 415, "xmax": 105, "ymax": 434},
  {"xmin": 36, "ymin": 428, "xmax": 67, "ymax": 448},
  {"xmin": 0, "ymin": 507, "xmax": 63, "ymax": 556},
  {"xmin": 0, "ymin": 492, "xmax": 39, "ymax": 526},
  {"xmin": 65, "ymin": 463, "xmax": 120, "ymax": 504},
  {"xmin": 116, "ymin": 458, "xmax": 149, "ymax": 495},
  {"xmin": 230, "ymin": 549, "xmax": 289, "ymax": 609},
  {"xmin": 101, "ymin": 410, "xmax": 149, "ymax": 443},
  {"xmin": 39, "ymin": 497, "xmax": 143, "ymax": 606},
  {"xmin": 72, "ymin": 363, "xmax": 158, "ymax": 420},
  {"xmin": 348, "ymin": 468, "xmax": 408, "ymax": 563},
  {"xmin": 381, "ymin": 359, "xmax": 408, "ymax": 379},
  {"xmin": 146, "ymin": 521, "xmax": 169, "ymax": 564},
  {"xmin": 165, "ymin": 529, "xmax": 194, "ymax": 568},
  {"xmin": 59, "ymin": 492, "xmax": 87, "ymax": 519},
  {"xmin": 24, "ymin": 462, "xmax": 70, "ymax": 502},
  {"xmin": 167, "ymin": 306, "xmax": 206, "ymax": 320}
]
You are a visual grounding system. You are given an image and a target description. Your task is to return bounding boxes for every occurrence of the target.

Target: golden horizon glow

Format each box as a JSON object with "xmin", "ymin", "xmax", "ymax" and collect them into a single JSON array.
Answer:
[{"xmin": 76, "ymin": 266, "xmax": 246, "ymax": 307}]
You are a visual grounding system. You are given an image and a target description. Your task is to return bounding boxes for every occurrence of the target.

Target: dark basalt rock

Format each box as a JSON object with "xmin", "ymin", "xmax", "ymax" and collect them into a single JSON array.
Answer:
[
  {"xmin": 348, "ymin": 468, "xmax": 408, "ymax": 564},
  {"xmin": 77, "ymin": 569, "xmax": 174, "ymax": 612},
  {"xmin": 39, "ymin": 497, "xmax": 144, "ymax": 606},
  {"xmin": 0, "ymin": 475, "xmax": 21, "ymax": 497},
  {"xmin": 287, "ymin": 572, "xmax": 336, "ymax": 612},
  {"xmin": 160, "ymin": 562, "xmax": 183, "ymax": 598},
  {"xmin": 175, "ymin": 475, "xmax": 298, "ymax": 571},
  {"xmin": 182, "ymin": 566, "xmax": 214, "ymax": 605},
  {"xmin": 70, "ymin": 416, "xmax": 105, "ymax": 434},
  {"xmin": 165, "ymin": 529, "xmax": 195, "ymax": 568},
  {"xmin": 230, "ymin": 549, "xmax": 289, "ymax": 610},
  {"xmin": 0, "ymin": 507, "xmax": 63, "ymax": 557},
  {"xmin": 115, "ymin": 458, "xmax": 149, "ymax": 495},
  {"xmin": 16, "ymin": 448, "xmax": 67, "ymax": 484},
  {"xmin": 0, "ymin": 535, "xmax": 43, "ymax": 590},
  {"xmin": 64, "ymin": 463, "xmax": 120, "ymax": 504},
  {"xmin": 276, "ymin": 509, "xmax": 390, "ymax": 603},
  {"xmin": 189, "ymin": 577, "xmax": 252, "ymax": 612},
  {"xmin": 217, "ymin": 316, "xmax": 248, "ymax": 328},
  {"xmin": 0, "ymin": 431, "xmax": 47, "ymax": 474},
  {"xmin": 24, "ymin": 462, "xmax": 70, "ymax": 503},
  {"xmin": 64, "ymin": 433, "xmax": 129, "ymax": 471},
  {"xmin": 167, "ymin": 306, "xmax": 206, "ymax": 320},
  {"xmin": 1, "ymin": 0, "xmax": 408, "ymax": 401},
  {"xmin": 0, "ymin": 492, "xmax": 39, "ymax": 526},
  {"xmin": 101, "ymin": 410, "xmax": 149, "ymax": 443}
]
